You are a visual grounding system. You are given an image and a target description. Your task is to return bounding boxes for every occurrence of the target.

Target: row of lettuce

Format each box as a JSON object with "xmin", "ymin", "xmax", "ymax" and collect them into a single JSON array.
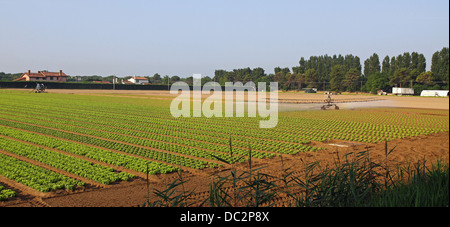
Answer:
[{"xmin": 0, "ymin": 184, "xmax": 16, "ymax": 201}]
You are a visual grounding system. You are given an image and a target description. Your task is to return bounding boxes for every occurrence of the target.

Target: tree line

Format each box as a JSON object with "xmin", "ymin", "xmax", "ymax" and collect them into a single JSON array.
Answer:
[
  {"xmin": 212, "ymin": 47, "xmax": 449, "ymax": 94},
  {"xmin": 0, "ymin": 72, "xmax": 22, "ymax": 81}
]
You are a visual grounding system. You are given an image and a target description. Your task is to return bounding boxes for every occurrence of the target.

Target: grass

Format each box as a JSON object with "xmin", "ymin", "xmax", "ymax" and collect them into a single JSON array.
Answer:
[
  {"xmin": 369, "ymin": 159, "xmax": 449, "ymax": 207},
  {"xmin": 143, "ymin": 141, "xmax": 449, "ymax": 207}
]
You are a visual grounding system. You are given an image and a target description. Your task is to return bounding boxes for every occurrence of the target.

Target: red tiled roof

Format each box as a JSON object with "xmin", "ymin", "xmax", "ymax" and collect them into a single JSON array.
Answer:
[
  {"xmin": 21, "ymin": 70, "xmax": 68, "ymax": 78},
  {"xmin": 134, "ymin": 77, "xmax": 148, "ymax": 80},
  {"xmin": 13, "ymin": 77, "xmax": 27, "ymax": 81},
  {"xmin": 40, "ymin": 71, "xmax": 68, "ymax": 77}
]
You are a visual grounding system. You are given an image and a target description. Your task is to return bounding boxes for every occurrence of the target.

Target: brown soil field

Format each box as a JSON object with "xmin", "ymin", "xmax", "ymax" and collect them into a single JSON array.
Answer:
[{"xmin": 0, "ymin": 89, "xmax": 448, "ymax": 207}]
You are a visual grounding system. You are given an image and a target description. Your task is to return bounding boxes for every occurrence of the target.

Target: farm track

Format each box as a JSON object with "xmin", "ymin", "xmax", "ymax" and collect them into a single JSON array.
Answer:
[{"xmin": 29, "ymin": 198, "xmax": 52, "ymax": 207}]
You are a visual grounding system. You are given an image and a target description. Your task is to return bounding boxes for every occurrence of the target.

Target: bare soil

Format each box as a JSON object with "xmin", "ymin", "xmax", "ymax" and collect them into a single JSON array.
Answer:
[{"xmin": 0, "ymin": 89, "xmax": 448, "ymax": 207}]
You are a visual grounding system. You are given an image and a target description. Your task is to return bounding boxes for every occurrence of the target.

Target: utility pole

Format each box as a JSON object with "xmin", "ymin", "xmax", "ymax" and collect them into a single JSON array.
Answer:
[{"xmin": 113, "ymin": 75, "xmax": 116, "ymax": 90}]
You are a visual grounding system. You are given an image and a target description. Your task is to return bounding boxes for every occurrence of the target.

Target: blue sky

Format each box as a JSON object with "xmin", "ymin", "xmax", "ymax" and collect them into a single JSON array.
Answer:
[{"xmin": 1, "ymin": 0, "xmax": 448, "ymax": 77}]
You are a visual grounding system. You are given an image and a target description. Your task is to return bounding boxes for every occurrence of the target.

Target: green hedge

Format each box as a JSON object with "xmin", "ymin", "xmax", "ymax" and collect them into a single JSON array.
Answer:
[
  {"xmin": 0, "ymin": 81, "xmax": 253, "ymax": 91},
  {"xmin": 0, "ymin": 81, "xmax": 169, "ymax": 90}
]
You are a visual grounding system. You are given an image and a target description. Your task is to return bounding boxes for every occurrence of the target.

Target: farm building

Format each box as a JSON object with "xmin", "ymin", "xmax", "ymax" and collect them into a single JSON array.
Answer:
[
  {"xmin": 392, "ymin": 87, "xmax": 414, "ymax": 96},
  {"xmin": 420, "ymin": 90, "xmax": 449, "ymax": 97},
  {"xmin": 127, "ymin": 76, "xmax": 149, "ymax": 85},
  {"xmin": 13, "ymin": 70, "xmax": 68, "ymax": 82},
  {"xmin": 121, "ymin": 79, "xmax": 134, "ymax": 85}
]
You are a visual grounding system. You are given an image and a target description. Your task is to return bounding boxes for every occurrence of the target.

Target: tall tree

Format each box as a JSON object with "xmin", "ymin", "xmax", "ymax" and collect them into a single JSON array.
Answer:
[
  {"xmin": 283, "ymin": 72, "xmax": 296, "ymax": 90},
  {"xmin": 273, "ymin": 72, "xmax": 285, "ymax": 84},
  {"xmin": 364, "ymin": 53, "xmax": 381, "ymax": 77},
  {"xmin": 431, "ymin": 47, "xmax": 449, "ymax": 86},
  {"xmin": 389, "ymin": 56, "xmax": 397, "ymax": 77},
  {"xmin": 252, "ymin": 67, "xmax": 265, "ymax": 81},
  {"xmin": 366, "ymin": 72, "xmax": 390, "ymax": 94},
  {"xmin": 411, "ymin": 52, "xmax": 419, "ymax": 71},
  {"xmin": 403, "ymin": 52, "xmax": 411, "ymax": 70},
  {"xmin": 440, "ymin": 47, "xmax": 449, "ymax": 85},
  {"xmin": 330, "ymin": 65, "xmax": 345, "ymax": 91},
  {"xmin": 417, "ymin": 54, "xmax": 427, "ymax": 74},
  {"xmin": 390, "ymin": 68, "xmax": 411, "ymax": 88},
  {"xmin": 152, "ymin": 73, "xmax": 161, "ymax": 84},
  {"xmin": 353, "ymin": 56, "xmax": 362, "ymax": 72},
  {"xmin": 298, "ymin": 57, "xmax": 306, "ymax": 74},
  {"xmin": 296, "ymin": 73, "xmax": 305, "ymax": 90},
  {"xmin": 304, "ymin": 68, "xmax": 318, "ymax": 88},
  {"xmin": 214, "ymin": 70, "xmax": 227, "ymax": 82},
  {"xmin": 345, "ymin": 68, "xmax": 362, "ymax": 91},
  {"xmin": 416, "ymin": 71, "xmax": 434, "ymax": 86},
  {"xmin": 382, "ymin": 56, "xmax": 391, "ymax": 74}
]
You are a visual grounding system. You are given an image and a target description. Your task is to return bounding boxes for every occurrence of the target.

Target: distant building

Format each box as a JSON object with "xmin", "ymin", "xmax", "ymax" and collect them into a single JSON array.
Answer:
[
  {"xmin": 420, "ymin": 90, "xmax": 449, "ymax": 97},
  {"xmin": 121, "ymin": 79, "xmax": 134, "ymax": 85},
  {"xmin": 392, "ymin": 87, "xmax": 414, "ymax": 96},
  {"xmin": 127, "ymin": 75, "xmax": 149, "ymax": 85},
  {"xmin": 13, "ymin": 70, "xmax": 68, "ymax": 82}
]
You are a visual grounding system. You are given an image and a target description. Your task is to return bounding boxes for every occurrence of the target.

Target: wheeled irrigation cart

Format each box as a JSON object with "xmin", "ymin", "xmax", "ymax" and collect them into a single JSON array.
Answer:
[{"xmin": 321, "ymin": 92, "xmax": 340, "ymax": 110}]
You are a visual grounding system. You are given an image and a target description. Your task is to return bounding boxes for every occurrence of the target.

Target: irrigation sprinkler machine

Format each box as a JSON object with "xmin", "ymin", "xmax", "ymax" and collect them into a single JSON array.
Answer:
[
  {"xmin": 31, "ymin": 83, "xmax": 47, "ymax": 94},
  {"xmin": 321, "ymin": 91, "xmax": 340, "ymax": 110}
]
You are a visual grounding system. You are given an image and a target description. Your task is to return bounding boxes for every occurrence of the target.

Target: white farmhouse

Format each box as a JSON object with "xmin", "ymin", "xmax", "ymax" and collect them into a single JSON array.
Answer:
[{"xmin": 127, "ymin": 75, "xmax": 149, "ymax": 85}]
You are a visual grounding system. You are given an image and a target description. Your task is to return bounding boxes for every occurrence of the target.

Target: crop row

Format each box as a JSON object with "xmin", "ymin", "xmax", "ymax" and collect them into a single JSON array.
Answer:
[
  {"xmin": 0, "ymin": 136, "xmax": 134, "ymax": 185},
  {"xmin": 0, "ymin": 153, "xmax": 84, "ymax": 192},
  {"xmin": 280, "ymin": 117, "xmax": 445, "ymax": 143},
  {"xmin": 0, "ymin": 184, "xmax": 16, "ymax": 201},
  {"xmin": 0, "ymin": 119, "xmax": 217, "ymax": 170},
  {"xmin": 0, "ymin": 125, "xmax": 179, "ymax": 175}
]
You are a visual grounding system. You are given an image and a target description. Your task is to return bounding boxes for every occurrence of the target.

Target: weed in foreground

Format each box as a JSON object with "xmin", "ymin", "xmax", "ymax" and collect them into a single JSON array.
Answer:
[{"xmin": 142, "ymin": 140, "xmax": 449, "ymax": 207}]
